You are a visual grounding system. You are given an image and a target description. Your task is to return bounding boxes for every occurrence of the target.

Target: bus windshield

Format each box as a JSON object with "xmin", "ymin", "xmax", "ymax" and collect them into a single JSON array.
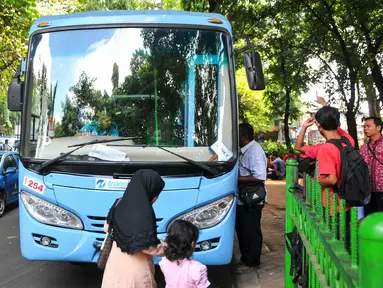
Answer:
[{"xmin": 23, "ymin": 27, "xmax": 235, "ymax": 163}]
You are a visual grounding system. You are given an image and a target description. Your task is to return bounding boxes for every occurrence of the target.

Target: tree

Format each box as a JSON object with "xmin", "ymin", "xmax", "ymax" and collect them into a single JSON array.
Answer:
[
  {"xmin": 288, "ymin": 0, "xmax": 364, "ymax": 146},
  {"xmin": 78, "ymin": 0, "xmax": 181, "ymax": 11},
  {"xmin": 344, "ymin": 0, "xmax": 383, "ymax": 108},
  {"xmin": 254, "ymin": 3, "xmax": 312, "ymax": 148},
  {"xmin": 37, "ymin": 0, "xmax": 82, "ymax": 15},
  {"xmin": 361, "ymin": 72, "xmax": 380, "ymax": 117},
  {"xmin": 181, "ymin": 0, "xmax": 222, "ymax": 12},
  {"xmin": 69, "ymin": 72, "xmax": 107, "ymax": 120},
  {"xmin": 0, "ymin": 0, "xmax": 37, "ymax": 78},
  {"xmin": 0, "ymin": 96, "xmax": 13, "ymax": 135},
  {"xmin": 55, "ymin": 96, "xmax": 83, "ymax": 137},
  {"xmin": 0, "ymin": 0, "xmax": 38, "ymax": 132}
]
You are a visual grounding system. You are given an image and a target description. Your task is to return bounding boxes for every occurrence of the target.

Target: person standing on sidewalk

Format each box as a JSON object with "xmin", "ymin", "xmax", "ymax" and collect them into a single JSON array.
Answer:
[
  {"xmin": 360, "ymin": 117, "xmax": 383, "ymax": 216},
  {"xmin": 236, "ymin": 123, "xmax": 268, "ymax": 274}
]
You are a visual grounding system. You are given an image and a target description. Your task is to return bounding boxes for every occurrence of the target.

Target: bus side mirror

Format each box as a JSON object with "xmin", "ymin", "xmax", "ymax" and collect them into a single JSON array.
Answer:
[
  {"xmin": 244, "ymin": 51, "xmax": 265, "ymax": 91},
  {"xmin": 8, "ymin": 74, "xmax": 23, "ymax": 112}
]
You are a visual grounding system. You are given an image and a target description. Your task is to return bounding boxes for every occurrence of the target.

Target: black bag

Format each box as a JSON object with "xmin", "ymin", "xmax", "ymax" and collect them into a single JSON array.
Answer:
[
  {"xmin": 238, "ymin": 182, "xmax": 266, "ymax": 206},
  {"xmin": 327, "ymin": 137, "xmax": 371, "ymax": 206},
  {"xmin": 285, "ymin": 226, "xmax": 308, "ymax": 287}
]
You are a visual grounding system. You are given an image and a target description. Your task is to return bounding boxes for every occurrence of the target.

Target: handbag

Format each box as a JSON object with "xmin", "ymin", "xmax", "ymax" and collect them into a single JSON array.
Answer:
[
  {"xmin": 238, "ymin": 182, "xmax": 266, "ymax": 206},
  {"xmin": 97, "ymin": 198, "xmax": 121, "ymax": 269}
]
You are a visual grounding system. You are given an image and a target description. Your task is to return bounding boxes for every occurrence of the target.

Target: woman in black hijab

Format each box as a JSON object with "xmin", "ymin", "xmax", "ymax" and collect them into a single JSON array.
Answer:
[{"xmin": 101, "ymin": 169, "xmax": 165, "ymax": 288}]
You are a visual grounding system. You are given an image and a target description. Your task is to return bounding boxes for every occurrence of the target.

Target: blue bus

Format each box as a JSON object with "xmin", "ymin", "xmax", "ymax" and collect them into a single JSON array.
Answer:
[{"xmin": 8, "ymin": 10, "xmax": 264, "ymax": 265}]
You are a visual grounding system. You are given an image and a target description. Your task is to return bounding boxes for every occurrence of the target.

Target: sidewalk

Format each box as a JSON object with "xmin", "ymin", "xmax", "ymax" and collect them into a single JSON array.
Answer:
[{"xmin": 236, "ymin": 180, "xmax": 286, "ymax": 288}]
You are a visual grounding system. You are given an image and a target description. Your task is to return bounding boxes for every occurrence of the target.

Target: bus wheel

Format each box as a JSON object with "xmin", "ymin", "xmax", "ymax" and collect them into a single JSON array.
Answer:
[{"xmin": 0, "ymin": 193, "xmax": 5, "ymax": 218}]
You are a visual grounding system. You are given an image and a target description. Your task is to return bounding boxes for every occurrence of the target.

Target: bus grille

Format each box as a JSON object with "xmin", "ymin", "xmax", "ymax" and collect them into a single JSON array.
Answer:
[{"xmin": 86, "ymin": 216, "xmax": 164, "ymax": 233}]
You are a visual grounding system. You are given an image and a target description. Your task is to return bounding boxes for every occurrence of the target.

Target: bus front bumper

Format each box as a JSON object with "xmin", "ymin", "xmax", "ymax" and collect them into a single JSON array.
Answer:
[{"xmin": 19, "ymin": 198, "xmax": 236, "ymax": 265}]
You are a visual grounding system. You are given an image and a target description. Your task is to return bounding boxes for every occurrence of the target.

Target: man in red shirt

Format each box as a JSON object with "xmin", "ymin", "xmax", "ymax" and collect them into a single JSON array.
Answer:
[
  {"xmin": 295, "ymin": 97, "xmax": 355, "ymax": 180},
  {"xmin": 314, "ymin": 107, "xmax": 354, "ymax": 209},
  {"xmin": 296, "ymin": 107, "xmax": 354, "ymax": 208},
  {"xmin": 295, "ymin": 98, "xmax": 354, "ymax": 250},
  {"xmin": 360, "ymin": 117, "xmax": 383, "ymax": 216}
]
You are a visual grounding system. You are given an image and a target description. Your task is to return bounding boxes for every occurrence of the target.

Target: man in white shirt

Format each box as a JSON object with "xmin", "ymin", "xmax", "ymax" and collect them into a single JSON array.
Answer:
[{"xmin": 236, "ymin": 123, "xmax": 268, "ymax": 273}]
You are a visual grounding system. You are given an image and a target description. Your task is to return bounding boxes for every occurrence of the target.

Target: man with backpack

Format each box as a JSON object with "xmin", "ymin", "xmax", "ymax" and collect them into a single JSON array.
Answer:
[
  {"xmin": 296, "ymin": 97, "xmax": 370, "ymax": 250},
  {"xmin": 361, "ymin": 117, "xmax": 383, "ymax": 216}
]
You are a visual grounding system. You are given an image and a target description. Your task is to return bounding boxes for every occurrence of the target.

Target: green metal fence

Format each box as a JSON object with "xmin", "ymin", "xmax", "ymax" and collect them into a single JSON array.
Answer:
[{"xmin": 285, "ymin": 159, "xmax": 383, "ymax": 288}]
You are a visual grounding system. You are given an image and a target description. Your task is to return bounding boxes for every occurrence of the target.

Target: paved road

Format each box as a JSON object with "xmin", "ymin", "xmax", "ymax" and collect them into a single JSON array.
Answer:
[{"xmin": 0, "ymin": 204, "xmax": 236, "ymax": 288}]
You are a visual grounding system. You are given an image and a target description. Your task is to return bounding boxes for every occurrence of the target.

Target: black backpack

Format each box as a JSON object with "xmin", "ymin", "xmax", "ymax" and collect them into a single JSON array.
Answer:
[
  {"xmin": 327, "ymin": 137, "xmax": 371, "ymax": 206},
  {"xmin": 285, "ymin": 226, "xmax": 308, "ymax": 287}
]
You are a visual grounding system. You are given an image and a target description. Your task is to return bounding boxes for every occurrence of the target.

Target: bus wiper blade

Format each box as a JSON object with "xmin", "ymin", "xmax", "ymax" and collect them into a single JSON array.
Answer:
[
  {"xmin": 156, "ymin": 146, "xmax": 217, "ymax": 175},
  {"xmin": 107, "ymin": 144, "xmax": 219, "ymax": 176},
  {"xmin": 35, "ymin": 137, "xmax": 139, "ymax": 173},
  {"xmin": 67, "ymin": 137, "xmax": 140, "ymax": 148}
]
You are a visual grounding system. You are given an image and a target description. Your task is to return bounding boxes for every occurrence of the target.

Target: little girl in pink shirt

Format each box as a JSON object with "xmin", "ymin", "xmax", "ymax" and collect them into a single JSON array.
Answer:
[{"xmin": 159, "ymin": 220, "xmax": 211, "ymax": 288}]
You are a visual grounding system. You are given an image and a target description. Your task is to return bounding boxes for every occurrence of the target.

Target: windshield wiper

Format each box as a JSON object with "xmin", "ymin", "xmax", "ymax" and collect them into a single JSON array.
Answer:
[
  {"xmin": 107, "ymin": 144, "xmax": 220, "ymax": 176},
  {"xmin": 35, "ymin": 137, "xmax": 139, "ymax": 173}
]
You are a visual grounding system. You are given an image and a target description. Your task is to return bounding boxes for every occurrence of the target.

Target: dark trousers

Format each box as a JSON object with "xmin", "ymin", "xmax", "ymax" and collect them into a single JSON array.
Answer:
[
  {"xmin": 364, "ymin": 192, "xmax": 383, "ymax": 217},
  {"xmin": 235, "ymin": 204, "xmax": 264, "ymax": 267}
]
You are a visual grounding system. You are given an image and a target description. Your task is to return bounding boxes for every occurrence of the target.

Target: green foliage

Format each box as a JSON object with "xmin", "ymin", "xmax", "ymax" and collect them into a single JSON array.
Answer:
[
  {"xmin": 237, "ymin": 68, "xmax": 274, "ymax": 133},
  {"xmin": 77, "ymin": 0, "xmax": 182, "ymax": 11},
  {"xmin": 261, "ymin": 140, "xmax": 288, "ymax": 156},
  {"xmin": 0, "ymin": 0, "xmax": 38, "ymax": 135},
  {"xmin": 37, "ymin": 0, "xmax": 81, "ymax": 15},
  {"xmin": 54, "ymin": 96, "xmax": 83, "ymax": 137}
]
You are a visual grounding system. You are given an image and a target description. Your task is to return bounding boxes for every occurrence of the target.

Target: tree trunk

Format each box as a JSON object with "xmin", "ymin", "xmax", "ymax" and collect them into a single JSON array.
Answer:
[
  {"xmin": 370, "ymin": 59, "xmax": 383, "ymax": 106},
  {"xmin": 361, "ymin": 25, "xmax": 383, "ymax": 105},
  {"xmin": 284, "ymin": 89, "xmax": 291, "ymax": 148},
  {"xmin": 208, "ymin": 0, "xmax": 221, "ymax": 12},
  {"xmin": 345, "ymin": 109, "xmax": 359, "ymax": 149},
  {"xmin": 346, "ymin": 65, "xmax": 359, "ymax": 148},
  {"xmin": 363, "ymin": 75, "xmax": 380, "ymax": 117}
]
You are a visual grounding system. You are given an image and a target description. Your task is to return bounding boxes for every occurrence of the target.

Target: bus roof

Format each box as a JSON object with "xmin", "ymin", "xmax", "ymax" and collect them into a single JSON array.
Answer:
[{"xmin": 30, "ymin": 10, "xmax": 232, "ymax": 36}]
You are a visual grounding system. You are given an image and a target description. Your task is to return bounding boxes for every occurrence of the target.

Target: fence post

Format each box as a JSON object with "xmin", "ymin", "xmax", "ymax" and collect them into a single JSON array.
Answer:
[
  {"xmin": 359, "ymin": 212, "xmax": 383, "ymax": 288},
  {"xmin": 285, "ymin": 159, "xmax": 298, "ymax": 288}
]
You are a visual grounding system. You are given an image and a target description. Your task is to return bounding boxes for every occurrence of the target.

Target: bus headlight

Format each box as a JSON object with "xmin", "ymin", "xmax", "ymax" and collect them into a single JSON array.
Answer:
[
  {"xmin": 169, "ymin": 194, "xmax": 234, "ymax": 230},
  {"xmin": 21, "ymin": 191, "xmax": 83, "ymax": 230}
]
